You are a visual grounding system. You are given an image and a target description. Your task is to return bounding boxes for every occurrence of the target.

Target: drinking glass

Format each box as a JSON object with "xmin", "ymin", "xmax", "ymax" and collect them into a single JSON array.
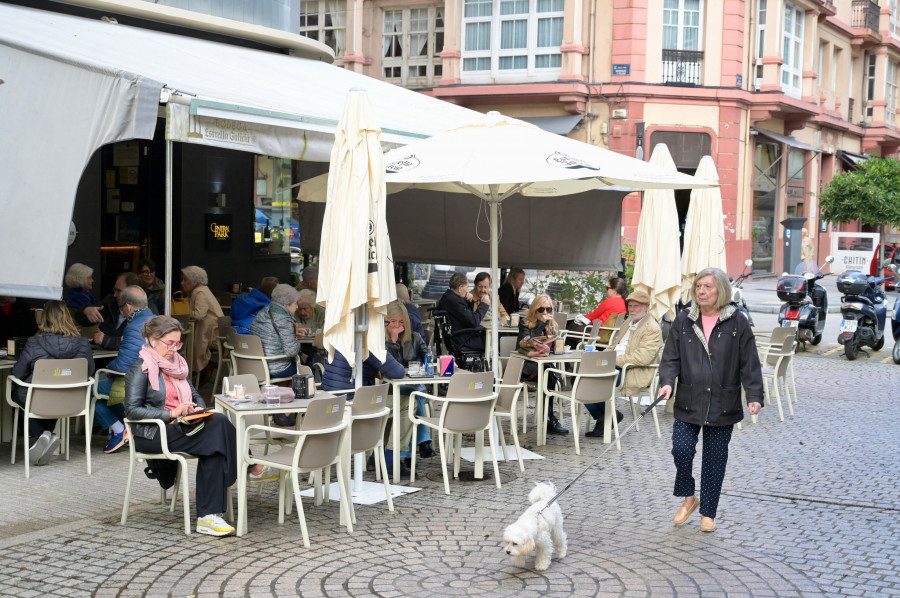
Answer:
[
  {"xmin": 233, "ymin": 383, "xmax": 245, "ymax": 399},
  {"xmin": 408, "ymin": 361, "xmax": 421, "ymax": 376},
  {"xmin": 263, "ymin": 385, "xmax": 279, "ymax": 407}
]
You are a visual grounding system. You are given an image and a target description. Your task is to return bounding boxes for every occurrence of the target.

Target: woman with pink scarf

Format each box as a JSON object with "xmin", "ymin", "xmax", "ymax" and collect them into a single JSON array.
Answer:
[{"xmin": 124, "ymin": 316, "xmax": 247, "ymax": 536}]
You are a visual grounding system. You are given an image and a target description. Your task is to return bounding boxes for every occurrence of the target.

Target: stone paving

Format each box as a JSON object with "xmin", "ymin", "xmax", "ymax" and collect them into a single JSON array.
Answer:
[{"xmin": 0, "ymin": 343, "xmax": 898, "ymax": 597}]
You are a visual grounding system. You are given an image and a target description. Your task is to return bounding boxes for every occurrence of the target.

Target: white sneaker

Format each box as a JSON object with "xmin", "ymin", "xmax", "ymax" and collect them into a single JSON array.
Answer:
[
  {"xmin": 28, "ymin": 431, "xmax": 51, "ymax": 465},
  {"xmin": 38, "ymin": 434, "xmax": 61, "ymax": 466},
  {"xmin": 248, "ymin": 465, "xmax": 278, "ymax": 482},
  {"xmin": 196, "ymin": 514, "xmax": 234, "ymax": 536}
]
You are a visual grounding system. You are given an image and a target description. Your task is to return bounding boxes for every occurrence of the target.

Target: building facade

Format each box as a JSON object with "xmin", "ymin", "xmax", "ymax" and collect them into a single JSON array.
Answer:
[{"xmin": 309, "ymin": 0, "xmax": 900, "ymax": 275}]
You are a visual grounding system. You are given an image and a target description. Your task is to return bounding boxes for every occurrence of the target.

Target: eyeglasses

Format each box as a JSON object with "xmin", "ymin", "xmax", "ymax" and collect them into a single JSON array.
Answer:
[
  {"xmin": 158, "ymin": 339, "xmax": 183, "ymax": 350},
  {"xmin": 536, "ymin": 306, "xmax": 553, "ymax": 314},
  {"xmin": 139, "ymin": 269, "xmax": 153, "ymax": 275}
]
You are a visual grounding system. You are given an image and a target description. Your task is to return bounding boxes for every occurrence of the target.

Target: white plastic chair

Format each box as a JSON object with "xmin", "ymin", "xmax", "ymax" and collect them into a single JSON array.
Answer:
[
  {"xmin": 349, "ymin": 384, "xmax": 394, "ymax": 513},
  {"xmin": 492, "ymin": 356, "xmax": 526, "ymax": 472},
  {"xmin": 229, "ymin": 333, "xmax": 297, "ymax": 386},
  {"xmin": 760, "ymin": 333, "xmax": 797, "ymax": 422},
  {"xmin": 616, "ymin": 362, "xmax": 662, "ymax": 438},
  {"xmin": 7, "ymin": 358, "xmax": 94, "ymax": 478}
]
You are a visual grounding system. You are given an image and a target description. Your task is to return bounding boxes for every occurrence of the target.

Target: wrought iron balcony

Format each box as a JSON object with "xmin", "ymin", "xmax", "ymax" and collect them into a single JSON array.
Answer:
[
  {"xmin": 661, "ymin": 49, "xmax": 703, "ymax": 86},
  {"xmin": 852, "ymin": 0, "xmax": 880, "ymax": 31}
]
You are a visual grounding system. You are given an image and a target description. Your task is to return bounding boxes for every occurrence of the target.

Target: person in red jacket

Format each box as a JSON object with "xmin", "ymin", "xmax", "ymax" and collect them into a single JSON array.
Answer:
[{"xmin": 583, "ymin": 277, "xmax": 628, "ymax": 326}]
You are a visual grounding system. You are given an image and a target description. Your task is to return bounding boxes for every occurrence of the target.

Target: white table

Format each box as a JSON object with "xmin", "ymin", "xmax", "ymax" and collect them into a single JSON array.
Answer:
[
  {"xmin": 214, "ymin": 390, "xmax": 348, "ymax": 537},
  {"xmin": 518, "ymin": 350, "xmax": 585, "ymax": 445}
]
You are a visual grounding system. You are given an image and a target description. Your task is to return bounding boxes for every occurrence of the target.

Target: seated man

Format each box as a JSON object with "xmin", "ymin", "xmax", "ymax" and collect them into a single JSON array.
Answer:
[
  {"xmin": 584, "ymin": 289, "xmax": 662, "ymax": 437},
  {"xmin": 77, "ymin": 272, "xmax": 155, "ymax": 350},
  {"xmin": 472, "ymin": 272, "xmax": 509, "ymax": 323},
  {"xmin": 295, "ymin": 266, "xmax": 318, "ymax": 293},
  {"xmin": 498, "ymin": 267, "xmax": 525, "ymax": 316},
  {"xmin": 437, "ymin": 272, "xmax": 487, "ymax": 352},
  {"xmin": 94, "ymin": 285, "xmax": 156, "ymax": 453}
]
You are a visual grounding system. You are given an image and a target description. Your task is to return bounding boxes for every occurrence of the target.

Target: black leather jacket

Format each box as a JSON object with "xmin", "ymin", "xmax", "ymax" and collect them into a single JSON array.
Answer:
[
  {"xmin": 124, "ymin": 357, "xmax": 205, "ymax": 440},
  {"xmin": 659, "ymin": 304, "xmax": 763, "ymax": 427}
]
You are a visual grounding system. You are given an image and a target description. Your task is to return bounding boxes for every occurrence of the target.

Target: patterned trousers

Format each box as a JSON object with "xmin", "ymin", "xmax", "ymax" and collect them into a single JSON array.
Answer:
[{"xmin": 671, "ymin": 419, "xmax": 734, "ymax": 519}]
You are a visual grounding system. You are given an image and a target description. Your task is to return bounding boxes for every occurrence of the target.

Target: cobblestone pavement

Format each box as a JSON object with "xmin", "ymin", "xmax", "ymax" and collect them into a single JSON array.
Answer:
[{"xmin": 1, "ymin": 349, "xmax": 898, "ymax": 597}]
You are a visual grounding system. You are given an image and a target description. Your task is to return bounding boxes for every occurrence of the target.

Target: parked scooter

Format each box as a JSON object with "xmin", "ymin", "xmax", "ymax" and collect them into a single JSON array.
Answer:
[
  {"xmin": 836, "ymin": 269, "xmax": 888, "ymax": 360},
  {"xmin": 888, "ymin": 264, "xmax": 900, "ymax": 364},
  {"xmin": 777, "ymin": 256, "xmax": 835, "ymax": 345},
  {"xmin": 730, "ymin": 259, "xmax": 754, "ymax": 326}
]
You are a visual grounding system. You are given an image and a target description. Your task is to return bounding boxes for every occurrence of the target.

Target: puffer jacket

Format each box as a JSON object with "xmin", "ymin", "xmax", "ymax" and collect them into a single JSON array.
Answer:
[
  {"xmin": 106, "ymin": 308, "xmax": 154, "ymax": 374},
  {"xmin": 124, "ymin": 357, "xmax": 205, "ymax": 440},
  {"xmin": 386, "ymin": 331, "xmax": 427, "ymax": 367},
  {"xmin": 13, "ymin": 334, "xmax": 95, "ymax": 401},
  {"xmin": 321, "ymin": 350, "xmax": 405, "ymax": 398},
  {"xmin": 230, "ymin": 288, "xmax": 270, "ymax": 334},
  {"xmin": 658, "ymin": 304, "xmax": 763, "ymax": 426},
  {"xmin": 250, "ymin": 302, "xmax": 300, "ymax": 374}
]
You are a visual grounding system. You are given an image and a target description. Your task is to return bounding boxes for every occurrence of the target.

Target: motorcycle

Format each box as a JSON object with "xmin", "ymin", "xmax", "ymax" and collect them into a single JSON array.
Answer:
[
  {"xmin": 730, "ymin": 258, "xmax": 754, "ymax": 326},
  {"xmin": 836, "ymin": 268, "xmax": 888, "ymax": 361},
  {"xmin": 888, "ymin": 264, "xmax": 900, "ymax": 364},
  {"xmin": 776, "ymin": 256, "xmax": 835, "ymax": 345}
]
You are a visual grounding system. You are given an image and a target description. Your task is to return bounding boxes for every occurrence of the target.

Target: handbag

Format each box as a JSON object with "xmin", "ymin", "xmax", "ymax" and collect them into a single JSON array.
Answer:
[
  {"xmin": 171, "ymin": 291, "xmax": 190, "ymax": 316},
  {"xmin": 172, "ymin": 408, "xmax": 214, "ymax": 436}
]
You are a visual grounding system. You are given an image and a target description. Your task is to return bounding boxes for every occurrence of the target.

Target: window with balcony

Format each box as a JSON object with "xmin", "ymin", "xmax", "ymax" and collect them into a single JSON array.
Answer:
[
  {"xmin": 754, "ymin": 0, "xmax": 767, "ymax": 89},
  {"xmin": 887, "ymin": 60, "xmax": 898, "ymax": 127},
  {"xmin": 781, "ymin": 3, "xmax": 804, "ymax": 97},
  {"xmin": 461, "ymin": 0, "xmax": 564, "ymax": 80},
  {"xmin": 866, "ymin": 54, "xmax": 876, "ymax": 120},
  {"xmin": 383, "ymin": 7, "xmax": 444, "ymax": 87},
  {"xmin": 662, "ymin": 0, "xmax": 703, "ymax": 85},
  {"xmin": 300, "ymin": 1, "xmax": 346, "ymax": 59}
]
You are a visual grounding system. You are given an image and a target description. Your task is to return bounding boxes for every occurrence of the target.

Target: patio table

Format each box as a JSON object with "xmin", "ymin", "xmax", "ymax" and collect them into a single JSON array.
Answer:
[{"xmin": 519, "ymin": 349, "xmax": 584, "ymax": 445}]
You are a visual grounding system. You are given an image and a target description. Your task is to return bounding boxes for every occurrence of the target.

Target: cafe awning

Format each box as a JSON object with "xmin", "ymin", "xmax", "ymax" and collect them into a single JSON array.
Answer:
[
  {"xmin": 0, "ymin": 3, "xmax": 484, "ymax": 299},
  {"xmin": 752, "ymin": 128, "xmax": 820, "ymax": 153}
]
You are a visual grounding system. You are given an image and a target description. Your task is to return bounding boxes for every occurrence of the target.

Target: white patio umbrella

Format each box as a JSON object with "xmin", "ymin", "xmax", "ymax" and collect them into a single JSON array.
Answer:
[
  {"xmin": 317, "ymin": 88, "xmax": 395, "ymax": 370},
  {"xmin": 680, "ymin": 155, "xmax": 727, "ymax": 303},
  {"xmin": 632, "ymin": 143, "xmax": 683, "ymax": 322}
]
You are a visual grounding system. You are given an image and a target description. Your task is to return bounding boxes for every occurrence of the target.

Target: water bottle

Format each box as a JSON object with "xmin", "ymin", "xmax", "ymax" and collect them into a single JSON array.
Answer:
[{"xmin": 424, "ymin": 346, "xmax": 434, "ymax": 376}]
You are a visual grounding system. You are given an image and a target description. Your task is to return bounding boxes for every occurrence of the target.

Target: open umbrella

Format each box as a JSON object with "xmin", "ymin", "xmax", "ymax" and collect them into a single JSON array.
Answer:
[
  {"xmin": 632, "ymin": 144, "xmax": 682, "ymax": 322},
  {"xmin": 317, "ymin": 88, "xmax": 395, "ymax": 369},
  {"xmin": 680, "ymin": 156, "xmax": 726, "ymax": 303}
]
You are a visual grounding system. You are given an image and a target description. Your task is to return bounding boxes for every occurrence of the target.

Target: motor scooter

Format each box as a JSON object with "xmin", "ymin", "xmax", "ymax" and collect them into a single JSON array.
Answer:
[
  {"xmin": 888, "ymin": 264, "xmax": 900, "ymax": 364},
  {"xmin": 836, "ymin": 269, "xmax": 888, "ymax": 361},
  {"xmin": 730, "ymin": 258, "xmax": 754, "ymax": 326},
  {"xmin": 777, "ymin": 256, "xmax": 835, "ymax": 345}
]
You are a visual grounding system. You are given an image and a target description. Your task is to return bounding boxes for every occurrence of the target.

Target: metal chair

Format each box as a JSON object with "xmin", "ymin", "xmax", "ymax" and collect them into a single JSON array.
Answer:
[
  {"xmin": 7, "ymin": 358, "xmax": 94, "ymax": 478},
  {"xmin": 544, "ymin": 351, "xmax": 619, "ymax": 454},
  {"xmin": 409, "ymin": 371, "xmax": 500, "ymax": 494}
]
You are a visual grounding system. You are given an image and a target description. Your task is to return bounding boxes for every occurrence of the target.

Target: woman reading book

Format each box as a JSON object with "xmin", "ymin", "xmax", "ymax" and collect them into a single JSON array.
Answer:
[{"xmin": 517, "ymin": 294, "xmax": 568, "ymax": 435}]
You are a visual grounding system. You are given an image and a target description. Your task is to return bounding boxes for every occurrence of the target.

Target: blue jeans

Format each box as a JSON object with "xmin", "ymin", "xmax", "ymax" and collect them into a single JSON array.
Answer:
[
  {"xmin": 584, "ymin": 369, "xmax": 623, "ymax": 419},
  {"xmin": 94, "ymin": 372, "xmax": 125, "ymax": 431},
  {"xmin": 270, "ymin": 363, "xmax": 297, "ymax": 379},
  {"xmin": 399, "ymin": 384, "xmax": 432, "ymax": 458}
]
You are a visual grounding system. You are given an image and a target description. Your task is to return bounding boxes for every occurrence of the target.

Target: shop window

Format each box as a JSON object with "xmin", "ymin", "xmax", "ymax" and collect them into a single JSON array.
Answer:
[
  {"xmin": 752, "ymin": 141, "xmax": 780, "ymax": 274},
  {"xmin": 382, "ymin": 6, "xmax": 444, "ymax": 87},
  {"xmin": 254, "ymin": 156, "xmax": 293, "ymax": 257},
  {"xmin": 300, "ymin": 1, "xmax": 346, "ymax": 60}
]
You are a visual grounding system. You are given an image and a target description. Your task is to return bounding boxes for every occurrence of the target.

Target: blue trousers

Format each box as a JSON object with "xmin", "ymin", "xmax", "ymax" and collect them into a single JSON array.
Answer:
[
  {"xmin": 95, "ymin": 373, "xmax": 125, "ymax": 431},
  {"xmin": 671, "ymin": 419, "xmax": 733, "ymax": 519}
]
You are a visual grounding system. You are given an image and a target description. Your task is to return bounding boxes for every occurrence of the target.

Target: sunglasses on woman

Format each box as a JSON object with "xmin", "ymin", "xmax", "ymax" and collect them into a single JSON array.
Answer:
[{"xmin": 536, "ymin": 306, "xmax": 553, "ymax": 314}]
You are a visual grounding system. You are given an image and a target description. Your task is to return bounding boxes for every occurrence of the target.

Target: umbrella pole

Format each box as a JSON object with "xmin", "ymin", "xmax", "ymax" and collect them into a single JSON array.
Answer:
[
  {"xmin": 488, "ymin": 195, "xmax": 500, "ymax": 379},
  {"xmin": 353, "ymin": 305, "xmax": 366, "ymax": 491},
  {"xmin": 164, "ymin": 140, "xmax": 173, "ymax": 317}
]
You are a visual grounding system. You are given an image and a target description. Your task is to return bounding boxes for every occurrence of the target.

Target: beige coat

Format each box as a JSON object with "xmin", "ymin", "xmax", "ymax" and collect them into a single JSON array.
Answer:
[
  {"xmin": 189, "ymin": 285, "xmax": 224, "ymax": 372},
  {"xmin": 609, "ymin": 315, "xmax": 663, "ymax": 397}
]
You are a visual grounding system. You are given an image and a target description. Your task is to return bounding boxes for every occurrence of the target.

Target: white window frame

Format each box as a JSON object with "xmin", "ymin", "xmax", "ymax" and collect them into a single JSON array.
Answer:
[
  {"xmin": 817, "ymin": 41, "xmax": 824, "ymax": 86},
  {"xmin": 866, "ymin": 54, "xmax": 877, "ymax": 120},
  {"xmin": 887, "ymin": 60, "xmax": 898, "ymax": 127},
  {"xmin": 780, "ymin": 2, "xmax": 805, "ymax": 98},
  {"xmin": 299, "ymin": 1, "xmax": 346, "ymax": 62},
  {"xmin": 662, "ymin": 0, "xmax": 703, "ymax": 51},
  {"xmin": 754, "ymin": 0, "xmax": 767, "ymax": 90},
  {"xmin": 891, "ymin": 0, "xmax": 900, "ymax": 40},
  {"xmin": 461, "ymin": 0, "xmax": 564, "ymax": 83},
  {"xmin": 382, "ymin": 6, "xmax": 444, "ymax": 88}
]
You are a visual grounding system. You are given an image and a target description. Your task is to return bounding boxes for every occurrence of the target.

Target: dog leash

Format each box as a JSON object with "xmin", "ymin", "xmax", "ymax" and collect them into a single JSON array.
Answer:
[{"xmin": 536, "ymin": 395, "xmax": 666, "ymax": 517}]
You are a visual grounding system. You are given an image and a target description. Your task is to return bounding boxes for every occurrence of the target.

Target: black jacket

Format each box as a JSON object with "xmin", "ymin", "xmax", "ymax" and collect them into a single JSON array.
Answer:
[
  {"xmin": 124, "ymin": 357, "xmax": 205, "ymax": 440},
  {"xmin": 75, "ymin": 294, "xmax": 158, "ymax": 350},
  {"xmin": 437, "ymin": 289, "xmax": 487, "ymax": 351},
  {"xmin": 321, "ymin": 350, "xmax": 405, "ymax": 399},
  {"xmin": 13, "ymin": 334, "xmax": 95, "ymax": 401},
  {"xmin": 498, "ymin": 282, "xmax": 519, "ymax": 316},
  {"xmin": 659, "ymin": 304, "xmax": 763, "ymax": 426},
  {"xmin": 386, "ymin": 331, "xmax": 427, "ymax": 367}
]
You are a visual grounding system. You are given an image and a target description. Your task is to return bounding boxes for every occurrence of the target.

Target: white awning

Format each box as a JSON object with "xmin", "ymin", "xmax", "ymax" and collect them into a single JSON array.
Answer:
[{"xmin": 0, "ymin": 3, "xmax": 485, "ymax": 299}]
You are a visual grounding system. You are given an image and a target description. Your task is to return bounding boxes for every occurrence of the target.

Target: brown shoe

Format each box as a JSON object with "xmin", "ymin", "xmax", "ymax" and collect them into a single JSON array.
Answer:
[
  {"xmin": 673, "ymin": 496, "xmax": 700, "ymax": 525},
  {"xmin": 700, "ymin": 516, "xmax": 716, "ymax": 532}
]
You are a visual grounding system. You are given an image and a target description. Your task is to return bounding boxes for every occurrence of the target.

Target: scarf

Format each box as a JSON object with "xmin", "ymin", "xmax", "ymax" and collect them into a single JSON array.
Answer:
[{"xmin": 139, "ymin": 343, "xmax": 193, "ymax": 405}]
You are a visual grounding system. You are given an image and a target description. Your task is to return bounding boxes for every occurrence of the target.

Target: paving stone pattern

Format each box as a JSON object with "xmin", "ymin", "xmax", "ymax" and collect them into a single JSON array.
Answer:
[{"xmin": 0, "ymin": 352, "xmax": 897, "ymax": 597}]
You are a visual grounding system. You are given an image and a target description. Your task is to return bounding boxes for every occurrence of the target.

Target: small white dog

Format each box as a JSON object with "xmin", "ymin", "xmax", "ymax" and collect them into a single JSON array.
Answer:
[{"xmin": 502, "ymin": 482, "xmax": 567, "ymax": 571}]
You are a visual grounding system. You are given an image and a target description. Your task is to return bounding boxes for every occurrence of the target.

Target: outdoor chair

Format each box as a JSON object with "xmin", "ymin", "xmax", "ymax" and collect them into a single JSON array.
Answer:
[
  {"xmin": 348, "ymin": 384, "xmax": 394, "ymax": 514},
  {"xmin": 759, "ymin": 332, "xmax": 797, "ymax": 422},
  {"xmin": 492, "ymin": 355, "xmax": 527, "ymax": 472},
  {"xmin": 615, "ymin": 362, "xmax": 662, "ymax": 438},
  {"xmin": 90, "ymin": 367, "xmax": 127, "ymax": 431},
  {"xmin": 238, "ymin": 396, "xmax": 352, "ymax": 548},
  {"xmin": 433, "ymin": 309, "xmax": 486, "ymax": 372},
  {"xmin": 211, "ymin": 316, "xmax": 233, "ymax": 394},
  {"xmin": 229, "ymin": 333, "xmax": 297, "ymax": 386},
  {"xmin": 409, "ymin": 371, "xmax": 500, "ymax": 494},
  {"xmin": 7, "ymin": 358, "xmax": 95, "ymax": 478},
  {"xmin": 544, "ymin": 350, "xmax": 619, "ymax": 454}
]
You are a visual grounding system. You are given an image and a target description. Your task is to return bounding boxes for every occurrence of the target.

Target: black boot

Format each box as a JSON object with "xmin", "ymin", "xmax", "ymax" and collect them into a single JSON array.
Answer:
[
  {"xmin": 586, "ymin": 411, "xmax": 624, "ymax": 437},
  {"xmin": 546, "ymin": 414, "xmax": 569, "ymax": 435},
  {"xmin": 418, "ymin": 440, "xmax": 436, "ymax": 459}
]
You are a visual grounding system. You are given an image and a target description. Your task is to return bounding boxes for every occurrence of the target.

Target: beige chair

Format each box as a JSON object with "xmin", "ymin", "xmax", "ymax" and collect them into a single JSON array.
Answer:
[
  {"xmin": 240, "ymin": 396, "xmax": 352, "ymax": 547},
  {"xmin": 492, "ymin": 355, "xmax": 526, "ymax": 472},
  {"xmin": 409, "ymin": 371, "xmax": 500, "ymax": 494},
  {"xmin": 595, "ymin": 313, "xmax": 627, "ymax": 349},
  {"xmin": 758, "ymin": 326, "xmax": 798, "ymax": 403},
  {"xmin": 211, "ymin": 316, "xmax": 233, "ymax": 394},
  {"xmin": 553, "ymin": 312, "xmax": 568, "ymax": 344},
  {"xmin": 760, "ymin": 333, "xmax": 797, "ymax": 422},
  {"xmin": 90, "ymin": 367, "xmax": 127, "ymax": 431},
  {"xmin": 7, "ymin": 358, "xmax": 95, "ymax": 478},
  {"xmin": 230, "ymin": 333, "xmax": 297, "ymax": 386},
  {"xmin": 120, "ymin": 418, "xmax": 200, "ymax": 535},
  {"xmin": 544, "ymin": 351, "xmax": 619, "ymax": 454},
  {"xmin": 496, "ymin": 335, "xmax": 530, "ymax": 433},
  {"xmin": 616, "ymin": 362, "xmax": 662, "ymax": 438},
  {"xmin": 349, "ymin": 384, "xmax": 394, "ymax": 513}
]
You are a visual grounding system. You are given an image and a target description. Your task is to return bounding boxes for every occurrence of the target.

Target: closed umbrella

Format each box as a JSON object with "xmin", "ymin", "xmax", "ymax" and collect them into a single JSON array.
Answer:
[
  {"xmin": 632, "ymin": 144, "xmax": 682, "ymax": 322},
  {"xmin": 317, "ymin": 88, "xmax": 395, "ymax": 369},
  {"xmin": 680, "ymin": 156, "xmax": 726, "ymax": 303}
]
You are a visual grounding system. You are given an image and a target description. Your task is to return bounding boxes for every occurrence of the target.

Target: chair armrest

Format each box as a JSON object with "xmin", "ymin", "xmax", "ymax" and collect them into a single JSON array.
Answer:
[
  {"xmin": 93, "ymin": 368, "xmax": 126, "ymax": 397},
  {"xmin": 9, "ymin": 375, "xmax": 95, "ymax": 390},
  {"xmin": 124, "ymin": 418, "xmax": 178, "ymax": 460}
]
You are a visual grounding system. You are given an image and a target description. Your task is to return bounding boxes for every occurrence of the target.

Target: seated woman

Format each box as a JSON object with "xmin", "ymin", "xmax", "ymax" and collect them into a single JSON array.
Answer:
[
  {"xmin": 384, "ymin": 301, "xmax": 434, "ymax": 466},
  {"xmin": 12, "ymin": 300, "xmax": 95, "ymax": 466},
  {"xmin": 230, "ymin": 276, "xmax": 279, "ymax": 334},
  {"xmin": 180, "ymin": 265, "xmax": 225, "ymax": 387},
  {"xmin": 64, "ymin": 263, "xmax": 95, "ymax": 310},
  {"xmin": 124, "ymin": 315, "xmax": 271, "ymax": 536},
  {"xmin": 249, "ymin": 284, "xmax": 302, "ymax": 379},
  {"xmin": 584, "ymin": 277, "xmax": 628, "ymax": 327},
  {"xmin": 517, "ymin": 294, "xmax": 568, "ymax": 436}
]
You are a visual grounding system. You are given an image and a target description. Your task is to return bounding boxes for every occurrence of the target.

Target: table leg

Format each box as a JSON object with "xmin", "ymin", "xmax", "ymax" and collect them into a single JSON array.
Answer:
[
  {"xmin": 474, "ymin": 430, "xmax": 484, "ymax": 479},
  {"xmin": 536, "ymin": 362, "xmax": 545, "ymax": 446},
  {"xmin": 235, "ymin": 413, "xmax": 247, "ymax": 536},
  {"xmin": 392, "ymin": 384, "xmax": 401, "ymax": 484}
]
